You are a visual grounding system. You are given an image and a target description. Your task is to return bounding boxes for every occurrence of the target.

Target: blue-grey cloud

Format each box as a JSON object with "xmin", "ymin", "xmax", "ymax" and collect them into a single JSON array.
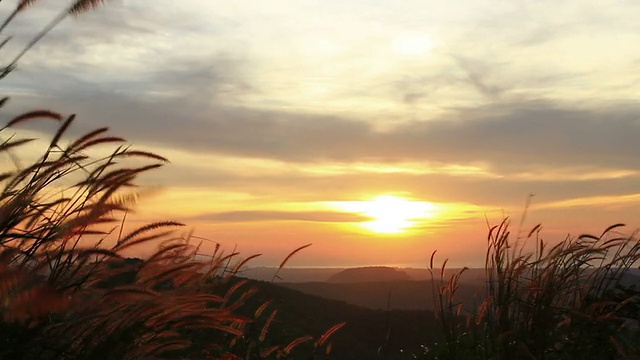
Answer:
[{"xmin": 9, "ymin": 89, "xmax": 639, "ymax": 173}]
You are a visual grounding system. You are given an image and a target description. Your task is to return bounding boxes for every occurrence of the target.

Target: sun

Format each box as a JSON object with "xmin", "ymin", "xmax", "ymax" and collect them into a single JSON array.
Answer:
[{"xmin": 331, "ymin": 195, "xmax": 438, "ymax": 234}]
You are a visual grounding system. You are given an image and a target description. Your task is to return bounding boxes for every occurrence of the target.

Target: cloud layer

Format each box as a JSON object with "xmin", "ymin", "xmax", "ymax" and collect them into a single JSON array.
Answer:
[{"xmin": 2, "ymin": 0, "xmax": 640, "ymax": 265}]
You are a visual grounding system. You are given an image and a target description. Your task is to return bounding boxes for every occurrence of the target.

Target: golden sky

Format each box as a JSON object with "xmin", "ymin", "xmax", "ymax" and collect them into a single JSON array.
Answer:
[{"xmin": 2, "ymin": 0, "xmax": 640, "ymax": 267}]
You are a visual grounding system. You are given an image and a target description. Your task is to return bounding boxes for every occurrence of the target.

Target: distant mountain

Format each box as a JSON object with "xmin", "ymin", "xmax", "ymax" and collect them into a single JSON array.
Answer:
[
  {"xmin": 402, "ymin": 267, "xmax": 487, "ymax": 283},
  {"xmin": 240, "ymin": 267, "xmax": 345, "ymax": 282},
  {"xmin": 327, "ymin": 266, "xmax": 413, "ymax": 283},
  {"xmin": 281, "ymin": 280, "xmax": 481, "ymax": 311},
  {"xmin": 241, "ymin": 266, "xmax": 489, "ymax": 283}
]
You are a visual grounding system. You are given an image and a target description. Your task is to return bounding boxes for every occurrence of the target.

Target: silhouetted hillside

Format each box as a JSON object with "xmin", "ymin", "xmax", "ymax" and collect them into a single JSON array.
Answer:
[
  {"xmin": 281, "ymin": 270, "xmax": 640, "ymax": 312},
  {"xmin": 281, "ymin": 280, "xmax": 480, "ymax": 311},
  {"xmin": 327, "ymin": 267, "xmax": 412, "ymax": 283},
  {"xmin": 223, "ymin": 278, "xmax": 442, "ymax": 359},
  {"xmin": 402, "ymin": 268, "xmax": 487, "ymax": 283},
  {"xmin": 91, "ymin": 262, "xmax": 443, "ymax": 359},
  {"xmin": 240, "ymin": 267, "xmax": 344, "ymax": 282},
  {"xmin": 241, "ymin": 266, "xmax": 489, "ymax": 284}
]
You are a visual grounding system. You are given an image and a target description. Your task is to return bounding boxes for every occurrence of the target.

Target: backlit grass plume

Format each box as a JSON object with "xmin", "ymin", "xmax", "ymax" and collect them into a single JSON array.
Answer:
[
  {"xmin": 425, "ymin": 219, "xmax": 640, "ymax": 359},
  {"xmin": 0, "ymin": 105, "xmax": 342, "ymax": 359},
  {"xmin": 0, "ymin": 0, "xmax": 114, "ymax": 78},
  {"xmin": 69, "ymin": 0, "xmax": 111, "ymax": 15}
]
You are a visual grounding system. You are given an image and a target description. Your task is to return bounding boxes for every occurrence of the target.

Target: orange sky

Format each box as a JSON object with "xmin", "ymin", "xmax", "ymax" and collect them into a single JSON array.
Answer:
[{"xmin": 2, "ymin": 0, "xmax": 640, "ymax": 267}]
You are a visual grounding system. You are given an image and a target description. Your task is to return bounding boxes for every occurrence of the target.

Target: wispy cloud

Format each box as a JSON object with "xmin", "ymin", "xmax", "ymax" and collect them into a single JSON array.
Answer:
[
  {"xmin": 187, "ymin": 210, "xmax": 370, "ymax": 223},
  {"xmin": 537, "ymin": 193, "xmax": 640, "ymax": 210}
]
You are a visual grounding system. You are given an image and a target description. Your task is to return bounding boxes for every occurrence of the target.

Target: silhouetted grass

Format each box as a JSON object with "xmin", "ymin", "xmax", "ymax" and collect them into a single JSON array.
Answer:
[
  {"xmin": 425, "ymin": 219, "xmax": 640, "ymax": 360},
  {"xmin": 0, "ymin": 109, "xmax": 342, "ymax": 359}
]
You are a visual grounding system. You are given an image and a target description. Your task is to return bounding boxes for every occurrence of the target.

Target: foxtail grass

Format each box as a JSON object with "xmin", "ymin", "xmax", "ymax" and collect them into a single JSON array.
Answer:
[
  {"xmin": 426, "ymin": 218, "xmax": 640, "ymax": 359},
  {"xmin": 0, "ymin": 106, "xmax": 342, "ymax": 359},
  {"xmin": 1, "ymin": 0, "xmax": 116, "ymax": 78}
]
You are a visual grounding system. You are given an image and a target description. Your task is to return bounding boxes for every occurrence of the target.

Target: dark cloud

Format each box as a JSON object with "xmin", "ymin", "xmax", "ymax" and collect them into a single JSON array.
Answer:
[
  {"xmin": 186, "ymin": 210, "xmax": 371, "ymax": 223},
  {"xmin": 392, "ymin": 101, "xmax": 640, "ymax": 171},
  {"xmin": 5, "ymin": 88, "xmax": 640, "ymax": 177},
  {"xmin": 146, "ymin": 56, "xmax": 253, "ymax": 100}
]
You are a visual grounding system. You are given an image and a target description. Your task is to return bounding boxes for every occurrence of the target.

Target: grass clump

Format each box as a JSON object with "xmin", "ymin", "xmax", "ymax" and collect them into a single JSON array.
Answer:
[
  {"xmin": 0, "ymin": 107, "xmax": 341, "ymax": 359},
  {"xmin": 425, "ymin": 218, "xmax": 640, "ymax": 360}
]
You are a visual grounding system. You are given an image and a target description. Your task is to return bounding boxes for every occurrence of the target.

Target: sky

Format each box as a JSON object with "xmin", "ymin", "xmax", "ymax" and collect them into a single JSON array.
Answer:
[{"xmin": 2, "ymin": 0, "xmax": 640, "ymax": 267}]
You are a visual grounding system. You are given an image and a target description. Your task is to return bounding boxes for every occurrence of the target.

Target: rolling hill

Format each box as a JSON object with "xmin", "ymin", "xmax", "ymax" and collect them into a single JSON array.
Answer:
[
  {"xmin": 327, "ymin": 267, "xmax": 413, "ymax": 283},
  {"xmin": 223, "ymin": 278, "xmax": 443, "ymax": 359},
  {"xmin": 279, "ymin": 280, "xmax": 480, "ymax": 311}
]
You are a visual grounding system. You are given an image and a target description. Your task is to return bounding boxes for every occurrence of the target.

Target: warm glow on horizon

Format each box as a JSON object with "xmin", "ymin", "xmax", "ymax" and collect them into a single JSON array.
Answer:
[{"xmin": 330, "ymin": 195, "xmax": 439, "ymax": 234}]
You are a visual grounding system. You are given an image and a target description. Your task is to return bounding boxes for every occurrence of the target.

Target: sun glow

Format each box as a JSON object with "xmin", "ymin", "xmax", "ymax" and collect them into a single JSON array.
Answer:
[
  {"xmin": 331, "ymin": 195, "xmax": 439, "ymax": 234},
  {"xmin": 391, "ymin": 33, "xmax": 435, "ymax": 56}
]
